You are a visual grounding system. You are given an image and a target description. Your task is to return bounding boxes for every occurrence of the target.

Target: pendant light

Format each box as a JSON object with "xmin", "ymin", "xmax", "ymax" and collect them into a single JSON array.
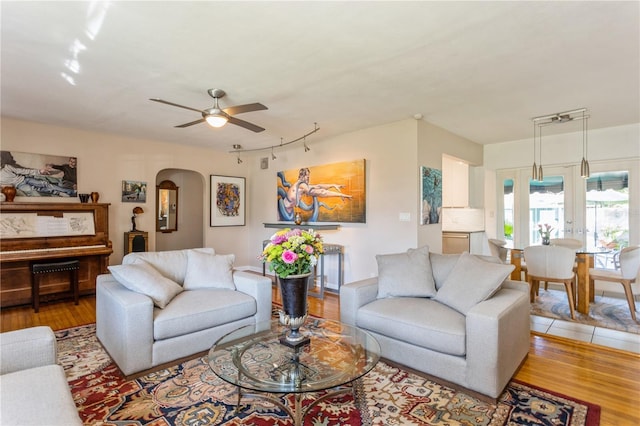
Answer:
[
  {"xmin": 538, "ymin": 125, "xmax": 544, "ymax": 181},
  {"xmin": 580, "ymin": 111, "xmax": 590, "ymax": 178},
  {"xmin": 531, "ymin": 122, "xmax": 538, "ymax": 181}
]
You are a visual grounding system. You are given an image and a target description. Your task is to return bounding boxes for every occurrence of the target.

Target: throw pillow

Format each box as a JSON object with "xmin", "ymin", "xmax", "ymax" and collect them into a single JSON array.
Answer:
[
  {"xmin": 429, "ymin": 252, "xmax": 461, "ymax": 290},
  {"xmin": 376, "ymin": 245, "xmax": 436, "ymax": 298},
  {"xmin": 183, "ymin": 251, "xmax": 236, "ymax": 290},
  {"xmin": 108, "ymin": 261, "xmax": 183, "ymax": 309},
  {"xmin": 434, "ymin": 252, "xmax": 515, "ymax": 314}
]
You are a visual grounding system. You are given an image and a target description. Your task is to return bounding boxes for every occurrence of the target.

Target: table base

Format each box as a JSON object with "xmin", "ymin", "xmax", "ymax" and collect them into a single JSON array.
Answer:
[{"xmin": 234, "ymin": 380, "xmax": 359, "ymax": 426}]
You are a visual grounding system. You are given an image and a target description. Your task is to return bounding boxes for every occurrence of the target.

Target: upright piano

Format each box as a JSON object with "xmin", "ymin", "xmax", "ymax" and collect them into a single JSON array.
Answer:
[{"xmin": 0, "ymin": 202, "xmax": 113, "ymax": 308}]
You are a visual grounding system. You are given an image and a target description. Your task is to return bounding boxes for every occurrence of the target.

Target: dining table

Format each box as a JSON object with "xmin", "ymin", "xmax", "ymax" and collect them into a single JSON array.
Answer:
[{"xmin": 509, "ymin": 247, "xmax": 596, "ymax": 315}]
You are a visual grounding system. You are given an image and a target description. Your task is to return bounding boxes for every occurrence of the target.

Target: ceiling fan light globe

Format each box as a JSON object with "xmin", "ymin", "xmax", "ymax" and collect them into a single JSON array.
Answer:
[{"xmin": 205, "ymin": 114, "xmax": 228, "ymax": 128}]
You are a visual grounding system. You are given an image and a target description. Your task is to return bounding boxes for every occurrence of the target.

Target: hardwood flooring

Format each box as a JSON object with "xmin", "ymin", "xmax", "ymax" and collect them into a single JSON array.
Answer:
[{"xmin": 1, "ymin": 289, "xmax": 638, "ymax": 425}]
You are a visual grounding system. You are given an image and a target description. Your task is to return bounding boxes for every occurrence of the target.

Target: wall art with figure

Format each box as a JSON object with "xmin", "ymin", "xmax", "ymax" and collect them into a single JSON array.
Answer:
[
  {"xmin": 421, "ymin": 166, "xmax": 442, "ymax": 225},
  {"xmin": 0, "ymin": 150, "xmax": 78, "ymax": 198},
  {"xmin": 277, "ymin": 159, "xmax": 366, "ymax": 223}
]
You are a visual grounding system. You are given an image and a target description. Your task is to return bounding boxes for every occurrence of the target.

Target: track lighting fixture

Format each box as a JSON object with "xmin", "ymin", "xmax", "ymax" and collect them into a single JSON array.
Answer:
[{"xmin": 227, "ymin": 123, "xmax": 320, "ymax": 162}]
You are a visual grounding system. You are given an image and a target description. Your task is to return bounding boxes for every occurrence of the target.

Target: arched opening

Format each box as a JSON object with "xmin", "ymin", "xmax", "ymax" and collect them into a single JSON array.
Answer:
[{"xmin": 155, "ymin": 168, "xmax": 204, "ymax": 251}]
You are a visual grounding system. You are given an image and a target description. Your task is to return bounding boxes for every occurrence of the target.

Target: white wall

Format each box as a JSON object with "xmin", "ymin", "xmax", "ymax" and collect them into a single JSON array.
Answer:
[
  {"xmin": 2, "ymin": 116, "xmax": 484, "ymax": 283},
  {"xmin": 1, "ymin": 117, "xmax": 252, "ymax": 263},
  {"xmin": 247, "ymin": 119, "xmax": 420, "ymax": 284},
  {"xmin": 417, "ymin": 120, "xmax": 483, "ymax": 253}
]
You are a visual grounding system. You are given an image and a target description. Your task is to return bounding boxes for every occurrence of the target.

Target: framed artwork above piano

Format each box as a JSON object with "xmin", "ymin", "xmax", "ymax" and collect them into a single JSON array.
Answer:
[{"xmin": 0, "ymin": 202, "xmax": 113, "ymax": 308}]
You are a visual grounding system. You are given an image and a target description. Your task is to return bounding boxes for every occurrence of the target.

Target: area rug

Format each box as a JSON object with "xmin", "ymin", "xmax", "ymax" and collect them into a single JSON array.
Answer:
[
  {"xmin": 531, "ymin": 288, "xmax": 639, "ymax": 334},
  {"xmin": 58, "ymin": 324, "xmax": 600, "ymax": 426}
]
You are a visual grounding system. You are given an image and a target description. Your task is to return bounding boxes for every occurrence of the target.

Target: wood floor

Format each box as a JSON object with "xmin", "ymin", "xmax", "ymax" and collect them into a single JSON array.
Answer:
[{"xmin": 2, "ymin": 290, "xmax": 639, "ymax": 425}]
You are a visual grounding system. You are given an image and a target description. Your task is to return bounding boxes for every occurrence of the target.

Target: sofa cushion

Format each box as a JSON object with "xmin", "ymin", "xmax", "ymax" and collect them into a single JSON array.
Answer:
[
  {"xmin": 434, "ymin": 252, "xmax": 515, "ymax": 314},
  {"xmin": 376, "ymin": 246, "xmax": 436, "ymax": 298},
  {"xmin": 1, "ymin": 364, "xmax": 83, "ymax": 425},
  {"xmin": 429, "ymin": 252, "xmax": 461, "ymax": 290},
  {"xmin": 183, "ymin": 251, "xmax": 236, "ymax": 290},
  {"xmin": 108, "ymin": 261, "xmax": 183, "ymax": 309},
  {"xmin": 357, "ymin": 297, "xmax": 466, "ymax": 356},
  {"xmin": 153, "ymin": 289, "xmax": 256, "ymax": 340},
  {"xmin": 123, "ymin": 248, "xmax": 215, "ymax": 285}
]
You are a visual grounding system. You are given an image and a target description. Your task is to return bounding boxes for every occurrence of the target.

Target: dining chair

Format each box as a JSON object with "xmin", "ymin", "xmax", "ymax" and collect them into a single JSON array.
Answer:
[
  {"xmin": 539, "ymin": 238, "xmax": 581, "ymax": 291},
  {"xmin": 487, "ymin": 239, "xmax": 508, "ymax": 263},
  {"xmin": 524, "ymin": 245, "xmax": 577, "ymax": 319},
  {"xmin": 589, "ymin": 246, "xmax": 640, "ymax": 321},
  {"xmin": 550, "ymin": 238, "xmax": 582, "ymax": 249}
]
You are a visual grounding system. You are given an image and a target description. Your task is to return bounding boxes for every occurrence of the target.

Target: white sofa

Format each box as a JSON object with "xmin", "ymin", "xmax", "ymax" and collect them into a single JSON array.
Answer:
[
  {"xmin": 340, "ymin": 249, "xmax": 530, "ymax": 399},
  {"xmin": 0, "ymin": 326, "xmax": 83, "ymax": 425},
  {"xmin": 96, "ymin": 248, "xmax": 272, "ymax": 376}
]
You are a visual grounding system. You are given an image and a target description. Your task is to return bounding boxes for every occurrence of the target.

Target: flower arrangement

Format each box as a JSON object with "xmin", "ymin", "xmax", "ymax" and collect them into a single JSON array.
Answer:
[
  {"xmin": 260, "ymin": 228, "xmax": 324, "ymax": 278},
  {"xmin": 538, "ymin": 223, "xmax": 553, "ymax": 241}
]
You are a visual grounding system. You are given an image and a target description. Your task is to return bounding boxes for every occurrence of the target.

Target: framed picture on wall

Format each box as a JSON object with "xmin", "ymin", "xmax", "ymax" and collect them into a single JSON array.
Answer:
[
  {"xmin": 420, "ymin": 166, "xmax": 442, "ymax": 225},
  {"xmin": 121, "ymin": 180, "xmax": 147, "ymax": 202},
  {"xmin": 0, "ymin": 150, "xmax": 78, "ymax": 198},
  {"xmin": 210, "ymin": 175, "xmax": 246, "ymax": 227}
]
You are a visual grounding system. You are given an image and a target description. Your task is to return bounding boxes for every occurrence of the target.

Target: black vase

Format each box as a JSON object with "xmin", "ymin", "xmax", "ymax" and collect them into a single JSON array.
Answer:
[
  {"xmin": 542, "ymin": 237, "xmax": 551, "ymax": 245},
  {"xmin": 277, "ymin": 273, "xmax": 311, "ymax": 347}
]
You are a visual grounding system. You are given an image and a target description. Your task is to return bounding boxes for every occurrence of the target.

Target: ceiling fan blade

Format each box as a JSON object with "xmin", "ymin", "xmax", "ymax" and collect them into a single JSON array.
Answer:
[
  {"xmin": 175, "ymin": 118, "xmax": 205, "ymax": 128},
  {"xmin": 228, "ymin": 116, "xmax": 265, "ymax": 133},
  {"xmin": 223, "ymin": 103, "xmax": 268, "ymax": 116},
  {"xmin": 150, "ymin": 98, "xmax": 203, "ymax": 114}
]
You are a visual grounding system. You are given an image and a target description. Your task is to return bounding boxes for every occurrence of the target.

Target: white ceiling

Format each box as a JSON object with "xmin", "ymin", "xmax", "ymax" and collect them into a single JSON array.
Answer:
[{"xmin": 2, "ymin": 1, "xmax": 638, "ymax": 154}]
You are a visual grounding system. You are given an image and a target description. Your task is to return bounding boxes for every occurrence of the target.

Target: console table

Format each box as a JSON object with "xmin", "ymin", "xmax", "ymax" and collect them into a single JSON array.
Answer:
[{"xmin": 262, "ymin": 241, "xmax": 344, "ymax": 299}]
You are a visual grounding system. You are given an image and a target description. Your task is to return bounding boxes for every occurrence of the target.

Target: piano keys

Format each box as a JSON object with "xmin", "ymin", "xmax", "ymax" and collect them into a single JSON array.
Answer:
[{"xmin": 0, "ymin": 202, "xmax": 113, "ymax": 308}]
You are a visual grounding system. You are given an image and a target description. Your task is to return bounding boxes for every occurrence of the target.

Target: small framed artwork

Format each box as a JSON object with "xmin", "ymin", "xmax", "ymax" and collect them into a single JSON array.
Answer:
[
  {"xmin": 122, "ymin": 180, "xmax": 147, "ymax": 203},
  {"xmin": 210, "ymin": 175, "xmax": 246, "ymax": 227}
]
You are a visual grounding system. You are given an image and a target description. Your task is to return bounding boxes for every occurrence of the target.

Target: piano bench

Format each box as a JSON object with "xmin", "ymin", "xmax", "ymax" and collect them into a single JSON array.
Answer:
[{"xmin": 30, "ymin": 260, "xmax": 80, "ymax": 313}]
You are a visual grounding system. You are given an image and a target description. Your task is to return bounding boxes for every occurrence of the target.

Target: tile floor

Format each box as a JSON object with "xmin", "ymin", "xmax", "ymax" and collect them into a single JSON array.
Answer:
[
  {"xmin": 531, "ymin": 282, "xmax": 640, "ymax": 353},
  {"xmin": 530, "ymin": 315, "xmax": 640, "ymax": 353}
]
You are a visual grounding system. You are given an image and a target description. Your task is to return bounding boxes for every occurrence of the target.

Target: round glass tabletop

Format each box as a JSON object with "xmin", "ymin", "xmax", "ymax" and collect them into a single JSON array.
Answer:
[{"xmin": 208, "ymin": 318, "xmax": 380, "ymax": 394}]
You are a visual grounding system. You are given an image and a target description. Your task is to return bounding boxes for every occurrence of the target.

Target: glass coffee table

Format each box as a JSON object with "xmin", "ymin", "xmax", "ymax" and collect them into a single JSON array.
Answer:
[{"xmin": 208, "ymin": 318, "xmax": 380, "ymax": 426}]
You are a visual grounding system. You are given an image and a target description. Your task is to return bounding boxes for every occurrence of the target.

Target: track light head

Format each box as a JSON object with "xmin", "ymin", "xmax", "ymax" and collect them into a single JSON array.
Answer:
[
  {"xmin": 237, "ymin": 157, "xmax": 242, "ymax": 164},
  {"xmin": 304, "ymin": 142, "xmax": 310, "ymax": 152}
]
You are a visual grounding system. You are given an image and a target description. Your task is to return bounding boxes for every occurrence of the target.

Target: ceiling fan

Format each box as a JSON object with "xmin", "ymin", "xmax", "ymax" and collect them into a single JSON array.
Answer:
[{"xmin": 150, "ymin": 88, "xmax": 267, "ymax": 132}]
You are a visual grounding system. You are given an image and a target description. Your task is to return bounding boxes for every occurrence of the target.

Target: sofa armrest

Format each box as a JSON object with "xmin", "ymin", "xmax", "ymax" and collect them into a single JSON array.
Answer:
[
  {"xmin": 465, "ymin": 288, "xmax": 530, "ymax": 398},
  {"xmin": 502, "ymin": 279, "xmax": 528, "ymax": 292},
  {"xmin": 96, "ymin": 273, "xmax": 154, "ymax": 376},
  {"xmin": 339, "ymin": 277, "xmax": 379, "ymax": 326},
  {"xmin": 0, "ymin": 326, "xmax": 56, "ymax": 375},
  {"xmin": 233, "ymin": 271, "xmax": 273, "ymax": 323}
]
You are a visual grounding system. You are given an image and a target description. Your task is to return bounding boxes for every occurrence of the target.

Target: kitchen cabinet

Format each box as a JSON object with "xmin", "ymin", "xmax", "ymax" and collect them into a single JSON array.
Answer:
[{"xmin": 442, "ymin": 231, "xmax": 484, "ymax": 255}]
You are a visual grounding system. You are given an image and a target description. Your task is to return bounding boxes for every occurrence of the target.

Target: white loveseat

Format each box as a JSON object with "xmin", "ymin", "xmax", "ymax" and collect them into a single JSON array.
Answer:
[
  {"xmin": 0, "ymin": 326, "xmax": 83, "ymax": 425},
  {"xmin": 340, "ymin": 248, "xmax": 530, "ymax": 399},
  {"xmin": 96, "ymin": 248, "xmax": 272, "ymax": 376}
]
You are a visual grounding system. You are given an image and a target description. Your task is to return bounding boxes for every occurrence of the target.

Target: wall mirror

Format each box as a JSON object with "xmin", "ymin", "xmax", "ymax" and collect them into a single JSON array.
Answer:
[{"xmin": 156, "ymin": 180, "xmax": 178, "ymax": 232}]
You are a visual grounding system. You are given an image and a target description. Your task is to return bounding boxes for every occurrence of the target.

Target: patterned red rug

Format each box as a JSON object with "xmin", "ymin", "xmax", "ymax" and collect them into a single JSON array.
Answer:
[{"xmin": 58, "ymin": 324, "xmax": 600, "ymax": 425}]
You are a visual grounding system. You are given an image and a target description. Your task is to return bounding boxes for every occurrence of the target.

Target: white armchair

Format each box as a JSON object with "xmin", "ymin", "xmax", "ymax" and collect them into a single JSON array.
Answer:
[
  {"xmin": 97, "ymin": 248, "xmax": 273, "ymax": 376},
  {"xmin": 0, "ymin": 326, "xmax": 82, "ymax": 425}
]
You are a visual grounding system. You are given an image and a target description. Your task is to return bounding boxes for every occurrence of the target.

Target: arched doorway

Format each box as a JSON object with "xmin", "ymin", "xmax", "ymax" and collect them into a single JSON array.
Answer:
[{"xmin": 155, "ymin": 169, "xmax": 204, "ymax": 251}]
